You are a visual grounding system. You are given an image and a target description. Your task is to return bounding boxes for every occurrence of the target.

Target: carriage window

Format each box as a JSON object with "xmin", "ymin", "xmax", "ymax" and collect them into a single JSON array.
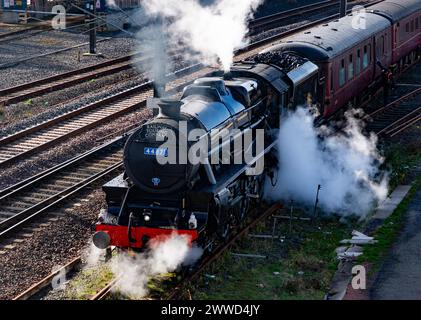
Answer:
[
  {"xmin": 406, "ymin": 22, "xmax": 410, "ymax": 32},
  {"xmin": 356, "ymin": 49, "xmax": 361, "ymax": 75},
  {"xmin": 368, "ymin": 44, "xmax": 372, "ymax": 62},
  {"xmin": 416, "ymin": 18, "xmax": 419, "ymax": 30},
  {"xmin": 363, "ymin": 45, "xmax": 369, "ymax": 69},
  {"xmin": 382, "ymin": 35, "xmax": 385, "ymax": 54},
  {"xmin": 339, "ymin": 59, "xmax": 346, "ymax": 87},
  {"xmin": 348, "ymin": 54, "xmax": 354, "ymax": 79},
  {"xmin": 330, "ymin": 70, "xmax": 334, "ymax": 91}
]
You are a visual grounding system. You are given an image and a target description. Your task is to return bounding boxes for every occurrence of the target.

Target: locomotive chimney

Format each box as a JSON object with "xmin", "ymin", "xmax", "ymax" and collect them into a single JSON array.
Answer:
[
  {"xmin": 157, "ymin": 98, "xmax": 182, "ymax": 119},
  {"xmin": 223, "ymin": 71, "xmax": 233, "ymax": 80},
  {"xmin": 153, "ymin": 81, "xmax": 166, "ymax": 98},
  {"xmin": 339, "ymin": 0, "xmax": 347, "ymax": 17}
]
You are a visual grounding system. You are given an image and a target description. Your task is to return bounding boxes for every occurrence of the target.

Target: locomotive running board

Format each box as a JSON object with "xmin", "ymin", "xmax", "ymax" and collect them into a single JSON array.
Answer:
[{"xmin": 198, "ymin": 139, "xmax": 278, "ymax": 195}]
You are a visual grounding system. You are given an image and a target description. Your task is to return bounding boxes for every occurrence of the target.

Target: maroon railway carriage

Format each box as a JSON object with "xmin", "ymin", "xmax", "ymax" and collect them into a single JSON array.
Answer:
[{"xmin": 262, "ymin": 0, "xmax": 421, "ymax": 117}]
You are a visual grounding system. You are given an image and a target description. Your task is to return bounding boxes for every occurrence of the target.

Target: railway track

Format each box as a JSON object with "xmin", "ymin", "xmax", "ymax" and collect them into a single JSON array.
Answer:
[
  {"xmin": 249, "ymin": 0, "xmax": 364, "ymax": 35},
  {"xmin": 0, "ymin": 64, "xmax": 201, "ymax": 168},
  {"xmin": 0, "ymin": 48, "xmax": 184, "ymax": 107},
  {"xmin": 0, "ymin": 26, "xmax": 40, "ymax": 41},
  {"xmin": 0, "ymin": 134, "xmax": 127, "ymax": 244},
  {"xmin": 0, "ymin": 54, "xmax": 136, "ymax": 107},
  {"xmin": 366, "ymin": 86, "xmax": 421, "ymax": 137},
  {"xmin": 13, "ymin": 257, "xmax": 82, "ymax": 300},
  {"xmin": 0, "ymin": 16, "xmax": 86, "ymax": 42},
  {"xmin": 237, "ymin": 0, "xmax": 384, "ymax": 54}
]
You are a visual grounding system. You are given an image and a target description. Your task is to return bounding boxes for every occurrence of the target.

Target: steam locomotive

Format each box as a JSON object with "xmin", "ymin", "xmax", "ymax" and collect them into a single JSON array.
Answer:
[{"xmin": 92, "ymin": 0, "xmax": 421, "ymax": 251}]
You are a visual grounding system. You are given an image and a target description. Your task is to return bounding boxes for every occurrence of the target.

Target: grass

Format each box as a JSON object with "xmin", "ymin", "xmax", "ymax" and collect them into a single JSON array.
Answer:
[
  {"xmin": 66, "ymin": 264, "xmax": 114, "ymax": 300},
  {"xmin": 383, "ymin": 138, "xmax": 421, "ymax": 190},
  {"xmin": 193, "ymin": 215, "xmax": 356, "ymax": 300},
  {"xmin": 358, "ymin": 174, "xmax": 421, "ymax": 275},
  {"xmin": 356, "ymin": 130, "xmax": 421, "ymax": 276},
  {"xmin": 64, "ymin": 256, "xmax": 181, "ymax": 300}
]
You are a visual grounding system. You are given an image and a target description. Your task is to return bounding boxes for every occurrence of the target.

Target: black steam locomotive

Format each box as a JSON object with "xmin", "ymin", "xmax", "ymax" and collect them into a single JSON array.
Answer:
[
  {"xmin": 93, "ymin": 54, "xmax": 320, "ymax": 251},
  {"xmin": 93, "ymin": 0, "xmax": 421, "ymax": 251}
]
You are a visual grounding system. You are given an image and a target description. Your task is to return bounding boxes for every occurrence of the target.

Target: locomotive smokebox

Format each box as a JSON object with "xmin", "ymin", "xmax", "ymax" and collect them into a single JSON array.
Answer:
[{"xmin": 157, "ymin": 99, "xmax": 182, "ymax": 119}]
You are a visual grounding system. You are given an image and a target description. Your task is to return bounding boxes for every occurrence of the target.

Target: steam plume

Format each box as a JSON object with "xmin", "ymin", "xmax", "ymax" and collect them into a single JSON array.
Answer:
[
  {"xmin": 134, "ymin": 23, "xmax": 171, "ymax": 97},
  {"xmin": 140, "ymin": 0, "xmax": 263, "ymax": 71},
  {"xmin": 112, "ymin": 233, "xmax": 202, "ymax": 297},
  {"xmin": 105, "ymin": 0, "xmax": 117, "ymax": 9},
  {"xmin": 266, "ymin": 108, "xmax": 388, "ymax": 217}
]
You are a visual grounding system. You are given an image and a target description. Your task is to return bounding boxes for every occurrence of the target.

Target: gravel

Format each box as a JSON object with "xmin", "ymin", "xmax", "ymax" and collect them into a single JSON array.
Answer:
[
  {"xmin": 0, "ymin": 68, "xmax": 144, "ymax": 133},
  {"xmin": 0, "ymin": 188, "xmax": 107, "ymax": 300},
  {"xmin": 0, "ymin": 30, "xmax": 136, "ymax": 89},
  {"xmin": 0, "ymin": 107, "xmax": 151, "ymax": 190}
]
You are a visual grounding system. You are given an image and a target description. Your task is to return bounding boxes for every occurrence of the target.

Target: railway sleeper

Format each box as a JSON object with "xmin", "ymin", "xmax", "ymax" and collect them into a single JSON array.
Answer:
[
  {"xmin": 46, "ymin": 180, "xmax": 78, "ymax": 188},
  {"xmin": 0, "ymin": 206, "xmax": 27, "ymax": 212},
  {"xmin": 0, "ymin": 146, "xmax": 30, "ymax": 152},
  {"xmin": 12, "ymin": 141, "xmax": 42, "ymax": 148},
  {"xmin": 0, "ymin": 211, "xmax": 16, "ymax": 218},
  {"xmin": 16, "ymin": 196, "xmax": 50, "ymax": 202}
]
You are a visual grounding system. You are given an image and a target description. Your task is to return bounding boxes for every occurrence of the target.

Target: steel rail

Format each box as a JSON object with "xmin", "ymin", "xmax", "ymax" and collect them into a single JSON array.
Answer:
[
  {"xmin": 249, "ymin": 0, "xmax": 339, "ymax": 34},
  {"xmin": 12, "ymin": 257, "xmax": 82, "ymax": 300},
  {"xmin": 366, "ymin": 87, "xmax": 421, "ymax": 137},
  {"xmin": 0, "ymin": 133, "xmax": 129, "ymax": 242}
]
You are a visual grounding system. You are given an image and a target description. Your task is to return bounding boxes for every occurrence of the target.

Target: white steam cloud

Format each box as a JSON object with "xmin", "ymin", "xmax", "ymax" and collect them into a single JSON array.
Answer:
[
  {"xmin": 112, "ymin": 233, "xmax": 203, "ymax": 298},
  {"xmin": 105, "ymin": 0, "xmax": 118, "ymax": 9},
  {"xmin": 134, "ymin": 23, "xmax": 172, "ymax": 97},
  {"xmin": 266, "ymin": 108, "xmax": 388, "ymax": 217},
  {"xmin": 84, "ymin": 242, "xmax": 104, "ymax": 267},
  {"xmin": 140, "ymin": 0, "xmax": 263, "ymax": 71}
]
